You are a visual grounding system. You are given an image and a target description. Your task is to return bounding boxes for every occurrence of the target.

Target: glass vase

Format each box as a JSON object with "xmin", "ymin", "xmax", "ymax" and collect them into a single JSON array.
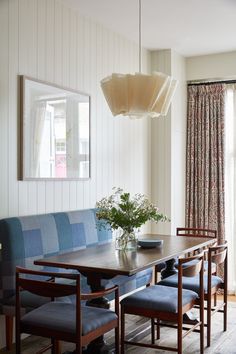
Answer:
[{"xmin": 115, "ymin": 229, "xmax": 138, "ymax": 251}]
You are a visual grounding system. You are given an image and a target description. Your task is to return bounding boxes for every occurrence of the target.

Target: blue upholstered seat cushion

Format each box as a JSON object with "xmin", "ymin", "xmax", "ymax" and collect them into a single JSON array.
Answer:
[
  {"xmin": 158, "ymin": 274, "xmax": 223, "ymax": 295},
  {"xmin": 21, "ymin": 302, "xmax": 117, "ymax": 335},
  {"xmin": 120, "ymin": 285, "xmax": 198, "ymax": 313}
]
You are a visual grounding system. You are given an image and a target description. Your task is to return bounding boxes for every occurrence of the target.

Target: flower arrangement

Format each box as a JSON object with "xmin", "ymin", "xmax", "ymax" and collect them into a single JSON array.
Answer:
[{"xmin": 96, "ymin": 188, "xmax": 169, "ymax": 250}]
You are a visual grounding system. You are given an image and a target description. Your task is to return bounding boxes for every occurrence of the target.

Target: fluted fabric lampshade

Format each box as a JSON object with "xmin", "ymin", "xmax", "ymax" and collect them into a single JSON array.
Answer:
[{"xmin": 101, "ymin": 71, "xmax": 178, "ymax": 119}]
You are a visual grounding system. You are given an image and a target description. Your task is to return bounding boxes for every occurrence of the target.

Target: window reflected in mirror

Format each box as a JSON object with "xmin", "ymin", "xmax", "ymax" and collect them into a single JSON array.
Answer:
[{"xmin": 20, "ymin": 76, "xmax": 90, "ymax": 180}]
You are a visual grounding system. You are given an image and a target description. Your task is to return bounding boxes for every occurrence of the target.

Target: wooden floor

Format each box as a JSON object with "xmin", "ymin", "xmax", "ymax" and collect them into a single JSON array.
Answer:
[{"xmin": 1, "ymin": 301, "xmax": 236, "ymax": 354}]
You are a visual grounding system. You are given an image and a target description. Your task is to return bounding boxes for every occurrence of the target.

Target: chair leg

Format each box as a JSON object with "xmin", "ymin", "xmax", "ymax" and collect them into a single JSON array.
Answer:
[
  {"xmin": 121, "ymin": 307, "xmax": 125, "ymax": 354},
  {"xmin": 214, "ymin": 293, "xmax": 217, "ymax": 307},
  {"xmin": 5, "ymin": 315, "xmax": 14, "ymax": 351},
  {"xmin": 177, "ymin": 317, "xmax": 183, "ymax": 354},
  {"xmin": 51, "ymin": 339, "xmax": 55, "ymax": 354},
  {"xmin": 151, "ymin": 318, "xmax": 155, "ymax": 344},
  {"xmin": 115, "ymin": 325, "xmax": 120, "ymax": 354},
  {"xmin": 51, "ymin": 339, "xmax": 61, "ymax": 354},
  {"xmin": 15, "ymin": 327, "xmax": 21, "ymax": 354},
  {"xmin": 224, "ymin": 288, "xmax": 227, "ymax": 332},
  {"xmin": 207, "ymin": 295, "xmax": 211, "ymax": 347},
  {"xmin": 200, "ymin": 298, "xmax": 204, "ymax": 354},
  {"xmin": 75, "ymin": 343, "xmax": 82, "ymax": 354},
  {"xmin": 156, "ymin": 318, "xmax": 160, "ymax": 340}
]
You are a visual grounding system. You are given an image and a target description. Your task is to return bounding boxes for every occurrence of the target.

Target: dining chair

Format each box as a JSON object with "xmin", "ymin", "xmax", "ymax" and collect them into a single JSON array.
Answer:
[
  {"xmin": 15, "ymin": 267, "xmax": 120, "ymax": 354},
  {"xmin": 158, "ymin": 243, "xmax": 227, "ymax": 347},
  {"xmin": 177, "ymin": 228, "xmax": 217, "ymax": 255},
  {"xmin": 154, "ymin": 227, "xmax": 217, "ymax": 284},
  {"xmin": 121, "ymin": 253, "xmax": 205, "ymax": 354},
  {"xmin": 176, "ymin": 227, "xmax": 218, "ymax": 308},
  {"xmin": 176, "ymin": 227, "xmax": 218, "ymax": 275}
]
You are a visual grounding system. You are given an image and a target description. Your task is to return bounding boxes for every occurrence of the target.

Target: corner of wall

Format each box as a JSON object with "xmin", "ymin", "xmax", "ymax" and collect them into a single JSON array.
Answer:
[{"xmin": 150, "ymin": 49, "xmax": 187, "ymax": 235}]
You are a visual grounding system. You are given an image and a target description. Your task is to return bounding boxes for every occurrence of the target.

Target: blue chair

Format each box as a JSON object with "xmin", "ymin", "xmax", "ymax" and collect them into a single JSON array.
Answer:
[
  {"xmin": 175, "ymin": 228, "xmax": 217, "ymax": 278},
  {"xmin": 120, "ymin": 253, "xmax": 205, "ymax": 354},
  {"xmin": 15, "ymin": 267, "xmax": 120, "ymax": 354},
  {"xmin": 158, "ymin": 243, "xmax": 227, "ymax": 347},
  {"xmin": 154, "ymin": 227, "xmax": 217, "ymax": 283}
]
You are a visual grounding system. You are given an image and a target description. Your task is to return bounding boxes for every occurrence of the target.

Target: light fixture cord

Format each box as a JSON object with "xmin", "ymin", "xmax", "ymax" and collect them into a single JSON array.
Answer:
[{"xmin": 139, "ymin": 0, "xmax": 142, "ymax": 73}]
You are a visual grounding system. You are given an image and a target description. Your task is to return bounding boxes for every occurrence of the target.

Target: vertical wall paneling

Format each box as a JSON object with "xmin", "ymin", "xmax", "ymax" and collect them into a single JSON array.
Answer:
[
  {"xmin": 68, "ymin": 8, "xmax": 77, "ymax": 210},
  {"xmin": 0, "ymin": 0, "xmax": 150, "ymax": 223},
  {"xmin": 120, "ymin": 38, "xmax": 129, "ymax": 191},
  {"xmin": 36, "ymin": 0, "xmax": 47, "ymax": 213},
  {"xmin": 76, "ymin": 13, "xmax": 85, "ymax": 209},
  {"xmin": 54, "ymin": 0, "xmax": 62, "ymax": 85},
  {"xmin": 61, "ymin": 3, "xmax": 70, "ymax": 210},
  {"xmin": 68, "ymin": 7, "xmax": 77, "ymax": 211},
  {"xmin": 27, "ymin": 0, "xmax": 38, "ymax": 215},
  {"xmin": 62, "ymin": 181, "xmax": 70, "ymax": 211},
  {"xmin": 0, "ymin": 2, "xmax": 152, "ymax": 346},
  {"xmin": 45, "ymin": 0, "xmax": 54, "ymax": 82},
  {"xmin": 101, "ymin": 26, "xmax": 109, "ymax": 197},
  {"xmin": 112, "ymin": 32, "xmax": 120, "ymax": 190},
  {"xmin": 8, "ymin": 0, "xmax": 19, "ymax": 217},
  {"xmin": 44, "ymin": 0, "xmax": 55, "ymax": 212},
  {"xmin": 54, "ymin": 0, "xmax": 63, "ymax": 211},
  {"xmin": 83, "ymin": 18, "xmax": 91, "ymax": 208},
  {"xmin": 95, "ymin": 23, "xmax": 103, "ymax": 200},
  {"xmin": 89, "ymin": 19, "xmax": 97, "ymax": 207},
  {"xmin": 106, "ymin": 31, "xmax": 113, "ymax": 193},
  {"xmin": 18, "ymin": 0, "xmax": 30, "ymax": 215},
  {"xmin": 0, "ymin": 0, "xmax": 9, "ymax": 218}
]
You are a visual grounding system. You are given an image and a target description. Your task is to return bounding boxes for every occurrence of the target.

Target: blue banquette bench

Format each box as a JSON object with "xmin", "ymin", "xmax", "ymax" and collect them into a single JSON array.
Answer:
[{"xmin": 0, "ymin": 208, "xmax": 153, "ymax": 350}]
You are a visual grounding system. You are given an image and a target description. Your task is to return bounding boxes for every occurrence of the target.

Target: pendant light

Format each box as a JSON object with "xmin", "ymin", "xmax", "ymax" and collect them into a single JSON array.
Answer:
[{"xmin": 100, "ymin": 0, "xmax": 178, "ymax": 119}]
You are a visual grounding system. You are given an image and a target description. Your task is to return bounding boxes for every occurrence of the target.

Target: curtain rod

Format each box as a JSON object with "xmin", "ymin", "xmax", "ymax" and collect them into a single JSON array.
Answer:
[{"xmin": 188, "ymin": 79, "xmax": 236, "ymax": 86}]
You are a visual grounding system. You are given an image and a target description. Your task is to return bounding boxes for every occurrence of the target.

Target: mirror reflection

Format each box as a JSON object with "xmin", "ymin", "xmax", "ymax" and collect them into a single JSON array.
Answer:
[{"xmin": 20, "ymin": 76, "xmax": 90, "ymax": 180}]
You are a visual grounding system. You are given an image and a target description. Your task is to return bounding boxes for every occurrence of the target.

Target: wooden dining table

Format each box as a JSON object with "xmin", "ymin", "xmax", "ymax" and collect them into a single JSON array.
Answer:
[{"xmin": 34, "ymin": 233, "xmax": 216, "ymax": 353}]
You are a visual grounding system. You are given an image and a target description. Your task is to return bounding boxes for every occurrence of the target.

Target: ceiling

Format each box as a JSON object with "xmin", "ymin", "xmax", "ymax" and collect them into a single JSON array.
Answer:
[{"xmin": 63, "ymin": 0, "xmax": 236, "ymax": 57}]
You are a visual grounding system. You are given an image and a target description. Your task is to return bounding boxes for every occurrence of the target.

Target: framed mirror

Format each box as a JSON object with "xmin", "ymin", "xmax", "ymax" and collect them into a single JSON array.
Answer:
[{"xmin": 20, "ymin": 76, "xmax": 90, "ymax": 180}]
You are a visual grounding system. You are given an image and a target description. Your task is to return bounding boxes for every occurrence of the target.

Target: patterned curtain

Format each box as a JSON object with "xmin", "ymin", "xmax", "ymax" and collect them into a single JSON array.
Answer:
[{"xmin": 186, "ymin": 84, "xmax": 226, "ymax": 244}]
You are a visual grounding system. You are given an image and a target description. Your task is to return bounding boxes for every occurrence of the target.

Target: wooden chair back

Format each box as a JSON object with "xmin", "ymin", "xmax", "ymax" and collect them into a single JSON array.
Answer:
[
  {"xmin": 16, "ymin": 269, "xmax": 79, "ymax": 299},
  {"xmin": 177, "ymin": 227, "xmax": 217, "ymax": 238},
  {"xmin": 209, "ymin": 243, "xmax": 227, "ymax": 266},
  {"xmin": 178, "ymin": 252, "xmax": 204, "ymax": 278},
  {"xmin": 15, "ymin": 267, "xmax": 81, "ymax": 353},
  {"xmin": 207, "ymin": 242, "xmax": 228, "ymax": 283},
  {"xmin": 177, "ymin": 227, "xmax": 217, "ymax": 258},
  {"xmin": 177, "ymin": 253, "xmax": 205, "ymax": 330},
  {"xmin": 15, "ymin": 267, "xmax": 120, "ymax": 354}
]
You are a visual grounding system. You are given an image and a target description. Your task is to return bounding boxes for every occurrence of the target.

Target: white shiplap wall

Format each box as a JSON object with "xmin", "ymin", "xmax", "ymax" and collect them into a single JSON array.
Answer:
[
  {"xmin": 0, "ymin": 0, "xmax": 151, "ymax": 220},
  {"xmin": 0, "ymin": 0, "xmax": 151, "ymax": 348}
]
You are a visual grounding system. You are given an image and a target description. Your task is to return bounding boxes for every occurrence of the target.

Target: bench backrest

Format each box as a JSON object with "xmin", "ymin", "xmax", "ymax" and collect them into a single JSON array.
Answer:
[{"xmin": 0, "ymin": 209, "xmax": 112, "ymax": 304}]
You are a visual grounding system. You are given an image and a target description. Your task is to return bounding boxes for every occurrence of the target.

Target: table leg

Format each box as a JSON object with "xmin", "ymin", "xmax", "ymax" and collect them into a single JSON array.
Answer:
[
  {"xmin": 161, "ymin": 258, "xmax": 178, "ymax": 279},
  {"xmin": 86, "ymin": 292, "xmax": 109, "ymax": 309}
]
